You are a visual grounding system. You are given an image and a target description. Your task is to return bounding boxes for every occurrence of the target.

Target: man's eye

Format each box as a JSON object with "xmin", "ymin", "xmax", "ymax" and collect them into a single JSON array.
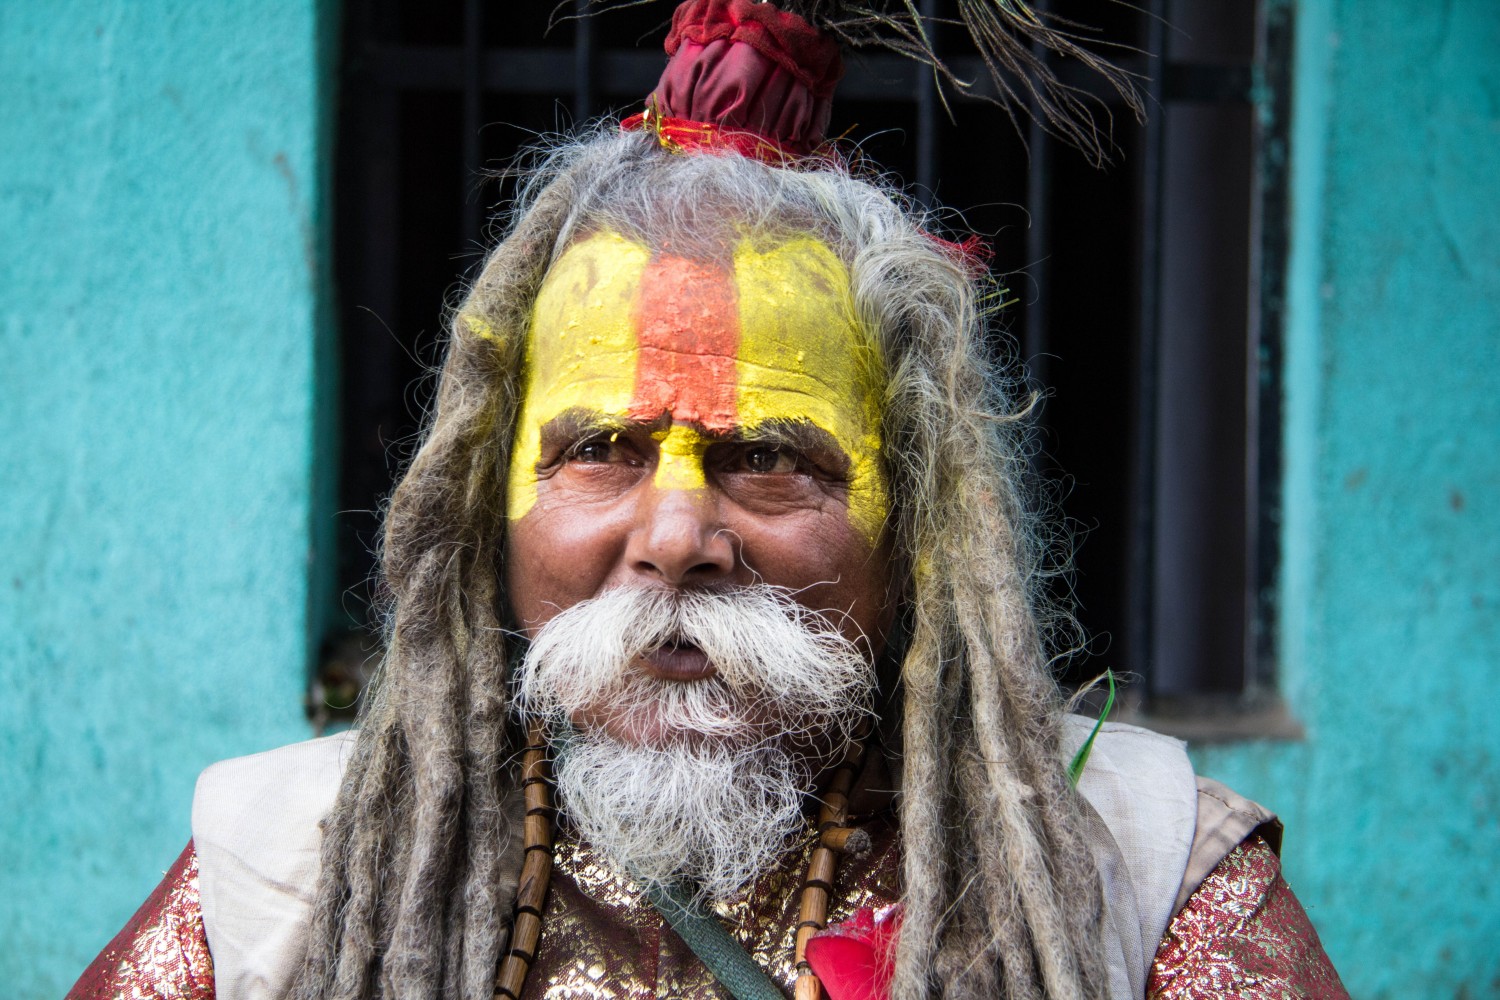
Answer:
[
  {"xmin": 742, "ymin": 445, "xmax": 797, "ymax": 474},
  {"xmin": 569, "ymin": 438, "xmax": 619, "ymax": 463}
]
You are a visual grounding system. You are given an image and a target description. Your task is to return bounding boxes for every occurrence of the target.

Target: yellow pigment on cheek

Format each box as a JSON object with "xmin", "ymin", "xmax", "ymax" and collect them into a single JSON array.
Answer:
[
  {"xmin": 653, "ymin": 424, "xmax": 709, "ymax": 490},
  {"xmin": 507, "ymin": 232, "xmax": 652, "ymax": 519},
  {"xmin": 732, "ymin": 238, "xmax": 889, "ymax": 542}
]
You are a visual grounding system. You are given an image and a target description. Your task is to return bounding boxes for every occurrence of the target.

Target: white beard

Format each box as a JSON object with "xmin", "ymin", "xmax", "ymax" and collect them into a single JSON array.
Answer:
[{"xmin": 514, "ymin": 585, "xmax": 876, "ymax": 902}]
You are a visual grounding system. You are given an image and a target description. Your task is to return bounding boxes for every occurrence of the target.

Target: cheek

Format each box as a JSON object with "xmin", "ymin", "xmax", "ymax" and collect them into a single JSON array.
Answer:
[
  {"xmin": 504, "ymin": 505, "xmax": 624, "ymax": 631},
  {"xmin": 731, "ymin": 511, "xmax": 891, "ymax": 641}
]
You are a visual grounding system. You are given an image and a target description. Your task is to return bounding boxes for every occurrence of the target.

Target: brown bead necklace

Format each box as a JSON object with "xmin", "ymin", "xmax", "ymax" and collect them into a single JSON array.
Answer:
[
  {"xmin": 493, "ymin": 718, "xmax": 555, "ymax": 1000},
  {"xmin": 492, "ymin": 721, "xmax": 868, "ymax": 1000}
]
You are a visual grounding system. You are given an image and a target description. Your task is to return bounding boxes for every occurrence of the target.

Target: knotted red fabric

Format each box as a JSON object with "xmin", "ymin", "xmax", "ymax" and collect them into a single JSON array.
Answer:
[
  {"xmin": 650, "ymin": 0, "xmax": 844, "ymax": 155},
  {"xmin": 804, "ymin": 903, "xmax": 903, "ymax": 1000}
]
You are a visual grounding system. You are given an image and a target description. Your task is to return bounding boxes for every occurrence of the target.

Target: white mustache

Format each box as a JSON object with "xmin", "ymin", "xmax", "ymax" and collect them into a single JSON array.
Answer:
[{"xmin": 513, "ymin": 585, "xmax": 876, "ymax": 744}]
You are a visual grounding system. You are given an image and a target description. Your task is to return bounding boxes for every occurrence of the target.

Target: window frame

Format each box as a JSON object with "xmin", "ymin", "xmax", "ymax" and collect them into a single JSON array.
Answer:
[{"xmin": 324, "ymin": 0, "xmax": 1300, "ymax": 739}]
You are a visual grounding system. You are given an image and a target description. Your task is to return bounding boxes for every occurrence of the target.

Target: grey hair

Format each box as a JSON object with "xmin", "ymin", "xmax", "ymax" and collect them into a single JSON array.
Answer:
[{"xmin": 292, "ymin": 127, "xmax": 1104, "ymax": 1000}]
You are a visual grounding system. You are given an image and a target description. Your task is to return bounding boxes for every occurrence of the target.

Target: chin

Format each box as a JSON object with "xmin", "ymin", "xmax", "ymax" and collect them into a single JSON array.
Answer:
[
  {"xmin": 568, "ymin": 705, "xmax": 768, "ymax": 751},
  {"xmin": 552, "ymin": 708, "xmax": 821, "ymax": 902}
]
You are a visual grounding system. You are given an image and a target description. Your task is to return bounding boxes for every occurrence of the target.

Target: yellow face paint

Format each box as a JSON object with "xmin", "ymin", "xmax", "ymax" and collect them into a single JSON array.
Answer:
[
  {"xmin": 508, "ymin": 231, "xmax": 651, "ymax": 518},
  {"xmin": 460, "ymin": 313, "xmax": 500, "ymax": 344},
  {"xmin": 654, "ymin": 424, "xmax": 710, "ymax": 491},
  {"xmin": 508, "ymin": 229, "xmax": 888, "ymax": 544},
  {"xmin": 732, "ymin": 238, "xmax": 888, "ymax": 541}
]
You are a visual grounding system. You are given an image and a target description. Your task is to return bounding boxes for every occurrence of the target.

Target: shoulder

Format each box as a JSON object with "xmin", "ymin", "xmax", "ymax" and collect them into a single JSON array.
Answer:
[
  {"xmin": 1150, "ymin": 835, "xmax": 1350, "ymax": 999},
  {"xmin": 66, "ymin": 842, "xmax": 214, "ymax": 1000},
  {"xmin": 192, "ymin": 732, "xmax": 354, "ymax": 876},
  {"xmin": 193, "ymin": 732, "xmax": 355, "ymax": 824},
  {"xmin": 1178, "ymin": 775, "xmax": 1279, "ymax": 912},
  {"xmin": 1059, "ymin": 717, "xmax": 1279, "ymax": 909},
  {"xmin": 1061, "ymin": 717, "xmax": 1200, "ymax": 995},
  {"xmin": 1061, "ymin": 717, "xmax": 1200, "ymax": 826},
  {"xmin": 191, "ymin": 733, "xmax": 356, "ymax": 1000},
  {"xmin": 1061, "ymin": 716, "xmax": 1202, "ymax": 915},
  {"xmin": 1058, "ymin": 716, "xmax": 1280, "ymax": 998}
]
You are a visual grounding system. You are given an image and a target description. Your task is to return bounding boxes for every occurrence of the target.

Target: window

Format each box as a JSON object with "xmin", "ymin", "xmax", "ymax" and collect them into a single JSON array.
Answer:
[{"xmin": 324, "ymin": 0, "xmax": 1296, "ymax": 736}]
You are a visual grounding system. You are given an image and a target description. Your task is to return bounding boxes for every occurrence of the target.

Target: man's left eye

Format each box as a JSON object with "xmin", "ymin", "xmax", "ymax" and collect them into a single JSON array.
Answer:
[{"xmin": 741, "ymin": 445, "xmax": 798, "ymax": 474}]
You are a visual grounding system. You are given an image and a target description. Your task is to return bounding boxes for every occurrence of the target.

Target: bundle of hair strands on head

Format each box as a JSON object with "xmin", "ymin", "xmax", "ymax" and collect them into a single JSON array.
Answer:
[{"xmin": 580, "ymin": 0, "xmax": 1145, "ymax": 164}]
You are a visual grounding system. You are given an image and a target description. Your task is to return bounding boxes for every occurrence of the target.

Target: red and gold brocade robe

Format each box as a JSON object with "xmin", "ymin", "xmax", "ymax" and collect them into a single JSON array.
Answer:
[{"xmin": 69, "ymin": 820, "xmax": 1347, "ymax": 1000}]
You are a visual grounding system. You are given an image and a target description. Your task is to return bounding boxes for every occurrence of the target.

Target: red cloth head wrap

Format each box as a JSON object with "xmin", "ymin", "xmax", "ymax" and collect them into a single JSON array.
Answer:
[{"xmin": 648, "ymin": 0, "xmax": 844, "ymax": 155}]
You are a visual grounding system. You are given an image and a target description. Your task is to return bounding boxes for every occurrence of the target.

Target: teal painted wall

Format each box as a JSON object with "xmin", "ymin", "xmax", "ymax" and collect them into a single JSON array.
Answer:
[
  {"xmin": 1192, "ymin": 1, "xmax": 1500, "ymax": 996},
  {"xmin": 4, "ymin": 0, "xmax": 1497, "ymax": 998},
  {"xmin": 0, "ymin": 1, "xmax": 337, "ymax": 995}
]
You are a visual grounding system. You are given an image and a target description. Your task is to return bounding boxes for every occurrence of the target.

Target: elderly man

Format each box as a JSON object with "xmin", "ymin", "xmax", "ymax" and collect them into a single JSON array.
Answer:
[
  {"xmin": 70, "ymin": 133, "xmax": 1347, "ymax": 1000},
  {"xmin": 70, "ymin": 4, "xmax": 1348, "ymax": 999}
]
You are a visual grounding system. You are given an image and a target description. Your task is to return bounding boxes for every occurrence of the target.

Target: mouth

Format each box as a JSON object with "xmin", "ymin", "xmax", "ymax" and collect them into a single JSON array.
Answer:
[{"xmin": 639, "ymin": 638, "xmax": 716, "ymax": 682}]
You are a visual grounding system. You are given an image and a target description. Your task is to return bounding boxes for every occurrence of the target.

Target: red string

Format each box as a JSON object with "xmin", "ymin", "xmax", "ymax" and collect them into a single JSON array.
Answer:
[
  {"xmin": 621, "ymin": 109, "xmax": 801, "ymax": 165},
  {"xmin": 923, "ymin": 233, "xmax": 995, "ymax": 278}
]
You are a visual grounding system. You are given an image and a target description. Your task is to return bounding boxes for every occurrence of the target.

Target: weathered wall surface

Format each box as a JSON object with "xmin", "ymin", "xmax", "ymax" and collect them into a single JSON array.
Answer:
[
  {"xmin": 1193, "ymin": 1, "xmax": 1500, "ymax": 996},
  {"xmin": 0, "ymin": 1, "xmax": 335, "ymax": 994},
  {"xmin": 4, "ymin": 0, "xmax": 1498, "ymax": 997}
]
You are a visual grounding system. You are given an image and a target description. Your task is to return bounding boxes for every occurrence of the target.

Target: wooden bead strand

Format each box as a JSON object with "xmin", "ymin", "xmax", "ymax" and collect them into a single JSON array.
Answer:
[
  {"xmin": 493, "ymin": 718, "xmax": 557, "ymax": 1000},
  {"xmin": 793, "ymin": 732, "xmax": 870, "ymax": 1000},
  {"xmin": 492, "ymin": 721, "xmax": 870, "ymax": 1000}
]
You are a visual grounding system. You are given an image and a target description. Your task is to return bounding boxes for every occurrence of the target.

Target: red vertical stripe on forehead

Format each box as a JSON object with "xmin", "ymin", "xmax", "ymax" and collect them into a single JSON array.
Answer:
[{"xmin": 630, "ymin": 254, "xmax": 739, "ymax": 432}]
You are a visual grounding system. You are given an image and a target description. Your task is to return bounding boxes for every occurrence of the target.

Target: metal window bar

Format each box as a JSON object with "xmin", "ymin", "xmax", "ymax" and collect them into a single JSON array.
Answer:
[
  {"xmin": 1246, "ymin": 0, "xmax": 1294, "ymax": 695},
  {"xmin": 1129, "ymin": 0, "xmax": 1168, "ymax": 698}
]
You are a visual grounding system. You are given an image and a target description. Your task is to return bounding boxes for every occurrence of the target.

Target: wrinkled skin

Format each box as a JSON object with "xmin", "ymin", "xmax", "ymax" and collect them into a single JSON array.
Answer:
[{"xmin": 505, "ymin": 230, "xmax": 894, "ymax": 745}]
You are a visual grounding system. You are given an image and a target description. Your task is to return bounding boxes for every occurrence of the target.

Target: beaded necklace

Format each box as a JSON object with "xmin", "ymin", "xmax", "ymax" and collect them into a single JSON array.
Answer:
[{"xmin": 492, "ymin": 718, "xmax": 869, "ymax": 1000}]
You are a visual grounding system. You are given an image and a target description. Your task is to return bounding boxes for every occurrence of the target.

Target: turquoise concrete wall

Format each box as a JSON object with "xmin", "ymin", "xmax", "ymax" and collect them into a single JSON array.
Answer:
[
  {"xmin": 1193, "ymin": 1, "xmax": 1500, "ymax": 996},
  {"xmin": 4, "ymin": 0, "xmax": 1496, "ymax": 997},
  {"xmin": 0, "ymin": 1, "xmax": 337, "ymax": 995}
]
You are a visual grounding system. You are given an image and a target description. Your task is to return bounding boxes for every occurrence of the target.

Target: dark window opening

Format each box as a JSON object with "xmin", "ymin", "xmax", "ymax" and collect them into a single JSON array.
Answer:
[{"xmin": 323, "ymin": 0, "xmax": 1294, "ymax": 736}]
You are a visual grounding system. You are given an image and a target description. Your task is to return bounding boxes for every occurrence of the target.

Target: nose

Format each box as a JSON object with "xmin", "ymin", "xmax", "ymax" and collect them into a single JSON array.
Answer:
[{"xmin": 624, "ymin": 483, "xmax": 736, "ymax": 586}]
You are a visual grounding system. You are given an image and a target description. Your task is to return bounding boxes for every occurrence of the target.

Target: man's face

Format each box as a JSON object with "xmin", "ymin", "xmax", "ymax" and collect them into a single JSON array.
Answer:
[{"xmin": 504, "ymin": 228, "xmax": 893, "ymax": 746}]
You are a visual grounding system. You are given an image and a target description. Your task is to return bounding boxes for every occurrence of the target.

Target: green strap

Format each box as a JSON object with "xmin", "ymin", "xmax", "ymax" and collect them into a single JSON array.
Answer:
[{"xmin": 646, "ymin": 880, "xmax": 788, "ymax": 1000}]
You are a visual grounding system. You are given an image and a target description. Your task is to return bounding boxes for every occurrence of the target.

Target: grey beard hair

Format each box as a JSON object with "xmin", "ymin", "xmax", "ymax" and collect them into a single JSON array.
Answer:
[
  {"xmin": 552, "ymin": 732, "xmax": 810, "ymax": 904},
  {"xmin": 513, "ymin": 585, "xmax": 877, "ymax": 901}
]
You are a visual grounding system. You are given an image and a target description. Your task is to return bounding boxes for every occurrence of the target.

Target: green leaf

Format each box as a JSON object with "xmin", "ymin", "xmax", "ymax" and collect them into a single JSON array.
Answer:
[{"xmin": 1066, "ymin": 669, "xmax": 1115, "ymax": 788}]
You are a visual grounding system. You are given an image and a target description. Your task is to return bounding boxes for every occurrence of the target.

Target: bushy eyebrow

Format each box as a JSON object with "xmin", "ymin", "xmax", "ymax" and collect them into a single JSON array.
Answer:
[
  {"xmin": 537, "ymin": 407, "xmax": 650, "ymax": 445},
  {"xmin": 535, "ymin": 409, "xmax": 853, "ymax": 477}
]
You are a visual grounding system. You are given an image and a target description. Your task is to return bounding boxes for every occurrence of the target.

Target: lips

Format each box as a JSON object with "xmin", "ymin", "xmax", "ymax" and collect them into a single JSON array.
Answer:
[{"xmin": 639, "ymin": 639, "xmax": 717, "ymax": 682}]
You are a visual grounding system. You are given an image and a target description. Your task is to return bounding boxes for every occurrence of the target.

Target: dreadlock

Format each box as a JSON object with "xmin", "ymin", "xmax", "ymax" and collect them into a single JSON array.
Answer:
[{"xmin": 292, "ymin": 127, "xmax": 1105, "ymax": 1000}]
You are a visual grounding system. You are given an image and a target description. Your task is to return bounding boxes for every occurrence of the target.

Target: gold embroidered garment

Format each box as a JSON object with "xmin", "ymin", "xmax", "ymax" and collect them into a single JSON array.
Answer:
[
  {"xmin": 66, "ymin": 842, "xmax": 215, "ymax": 1000},
  {"xmin": 522, "ymin": 817, "xmax": 903, "ymax": 998},
  {"xmin": 68, "ymin": 832, "xmax": 1347, "ymax": 999},
  {"xmin": 1148, "ymin": 835, "xmax": 1350, "ymax": 1000}
]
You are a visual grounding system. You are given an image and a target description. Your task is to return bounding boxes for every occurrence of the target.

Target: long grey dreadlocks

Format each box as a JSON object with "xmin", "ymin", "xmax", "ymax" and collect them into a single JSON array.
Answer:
[{"xmin": 292, "ymin": 126, "xmax": 1105, "ymax": 1000}]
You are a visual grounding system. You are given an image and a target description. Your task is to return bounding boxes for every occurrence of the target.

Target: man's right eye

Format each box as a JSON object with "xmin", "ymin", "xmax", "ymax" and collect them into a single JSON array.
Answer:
[{"xmin": 566, "ymin": 435, "xmax": 634, "ymax": 464}]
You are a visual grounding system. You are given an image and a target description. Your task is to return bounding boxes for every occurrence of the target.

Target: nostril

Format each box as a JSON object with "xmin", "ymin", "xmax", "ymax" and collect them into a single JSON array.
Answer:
[{"xmin": 624, "ymin": 483, "xmax": 737, "ymax": 585}]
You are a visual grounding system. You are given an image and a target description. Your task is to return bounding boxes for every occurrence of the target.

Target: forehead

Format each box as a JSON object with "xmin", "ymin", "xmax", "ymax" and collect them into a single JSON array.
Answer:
[{"xmin": 524, "ymin": 229, "xmax": 883, "ymax": 432}]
